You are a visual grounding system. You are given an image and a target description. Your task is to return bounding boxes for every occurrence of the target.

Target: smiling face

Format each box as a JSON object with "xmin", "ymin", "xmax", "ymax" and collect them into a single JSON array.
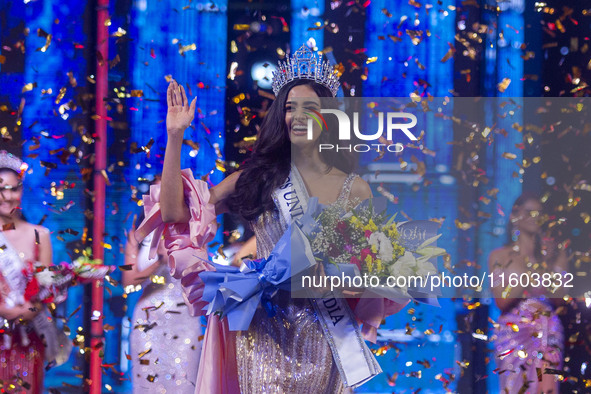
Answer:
[
  {"xmin": 511, "ymin": 198, "xmax": 543, "ymax": 235},
  {"xmin": 285, "ymin": 84, "xmax": 323, "ymax": 148},
  {"xmin": 0, "ymin": 170, "xmax": 23, "ymax": 219}
]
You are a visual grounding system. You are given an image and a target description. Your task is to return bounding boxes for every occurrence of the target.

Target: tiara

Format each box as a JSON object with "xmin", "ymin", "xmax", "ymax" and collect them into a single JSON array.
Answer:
[
  {"xmin": 271, "ymin": 45, "xmax": 340, "ymax": 97},
  {"xmin": 0, "ymin": 150, "xmax": 27, "ymax": 178}
]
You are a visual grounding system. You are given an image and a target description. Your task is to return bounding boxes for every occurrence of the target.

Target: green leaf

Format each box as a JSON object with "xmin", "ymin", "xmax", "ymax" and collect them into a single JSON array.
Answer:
[
  {"xmin": 385, "ymin": 212, "xmax": 398, "ymax": 226},
  {"xmin": 416, "ymin": 246, "xmax": 447, "ymax": 257},
  {"xmin": 416, "ymin": 234, "xmax": 442, "ymax": 250}
]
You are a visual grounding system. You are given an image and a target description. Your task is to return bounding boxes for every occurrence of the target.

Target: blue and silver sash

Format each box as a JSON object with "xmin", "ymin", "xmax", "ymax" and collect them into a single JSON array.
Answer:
[{"xmin": 272, "ymin": 165, "xmax": 381, "ymax": 388}]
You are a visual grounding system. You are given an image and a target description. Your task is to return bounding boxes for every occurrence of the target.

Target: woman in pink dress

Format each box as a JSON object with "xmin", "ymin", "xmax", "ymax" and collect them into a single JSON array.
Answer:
[
  {"xmin": 123, "ymin": 178, "xmax": 202, "ymax": 394},
  {"xmin": 489, "ymin": 193, "xmax": 566, "ymax": 394}
]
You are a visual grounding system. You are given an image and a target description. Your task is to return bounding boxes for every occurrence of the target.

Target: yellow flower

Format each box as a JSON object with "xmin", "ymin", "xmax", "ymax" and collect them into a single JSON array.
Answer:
[
  {"xmin": 371, "ymin": 244, "xmax": 378, "ymax": 254},
  {"xmin": 364, "ymin": 254, "xmax": 373, "ymax": 273},
  {"xmin": 363, "ymin": 219, "xmax": 378, "ymax": 232},
  {"xmin": 392, "ymin": 245, "xmax": 405, "ymax": 260},
  {"xmin": 387, "ymin": 225, "xmax": 399, "ymax": 239},
  {"xmin": 376, "ymin": 259, "xmax": 383, "ymax": 273},
  {"xmin": 350, "ymin": 216, "xmax": 363, "ymax": 229}
]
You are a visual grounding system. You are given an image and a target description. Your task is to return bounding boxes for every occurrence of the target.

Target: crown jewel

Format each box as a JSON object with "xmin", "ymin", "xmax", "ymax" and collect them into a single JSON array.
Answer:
[
  {"xmin": 271, "ymin": 45, "xmax": 340, "ymax": 97},
  {"xmin": 0, "ymin": 151, "xmax": 27, "ymax": 178}
]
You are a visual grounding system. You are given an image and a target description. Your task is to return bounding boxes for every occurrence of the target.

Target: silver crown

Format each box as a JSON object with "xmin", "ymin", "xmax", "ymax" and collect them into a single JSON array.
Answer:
[
  {"xmin": 271, "ymin": 45, "xmax": 340, "ymax": 97},
  {"xmin": 0, "ymin": 151, "xmax": 27, "ymax": 178}
]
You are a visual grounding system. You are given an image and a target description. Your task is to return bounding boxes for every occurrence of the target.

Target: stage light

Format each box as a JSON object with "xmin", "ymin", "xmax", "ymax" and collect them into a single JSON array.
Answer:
[{"xmin": 251, "ymin": 61, "xmax": 277, "ymax": 90}]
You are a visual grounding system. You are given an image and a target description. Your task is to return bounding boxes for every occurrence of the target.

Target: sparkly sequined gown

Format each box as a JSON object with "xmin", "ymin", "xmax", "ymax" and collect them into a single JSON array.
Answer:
[
  {"xmin": 234, "ymin": 173, "xmax": 358, "ymax": 394},
  {"xmin": 131, "ymin": 262, "xmax": 202, "ymax": 393},
  {"xmin": 0, "ymin": 233, "xmax": 44, "ymax": 394},
  {"xmin": 494, "ymin": 284, "xmax": 563, "ymax": 393}
]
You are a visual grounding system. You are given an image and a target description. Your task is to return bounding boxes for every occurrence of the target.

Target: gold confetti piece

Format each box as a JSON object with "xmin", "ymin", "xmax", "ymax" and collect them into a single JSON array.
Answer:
[
  {"xmin": 405, "ymin": 323, "xmax": 415, "ymax": 335},
  {"xmin": 0, "ymin": 55, "xmax": 5, "ymax": 64},
  {"xmin": 55, "ymin": 87, "xmax": 67, "ymax": 104},
  {"xmin": 146, "ymin": 374, "xmax": 156, "ymax": 382},
  {"xmin": 415, "ymin": 58, "xmax": 426, "ymax": 70},
  {"xmin": 417, "ymin": 360, "xmax": 432, "ymax": 368},
  {"xmin": 2, "ymin": 222, "xmax": 16, "ymax": 231},
  {"xmin": 100, "ymin": 169, "xmax": 111, "ymax": 186},
  {"xmin": 112, "ymin": 27, "xmax": 127, "ymax": 37},
  {"xmin": 22, "ymin": 82, "xmax": 37, "ymax": 93},
  {"xmin": 387, "ymin": 34, "xmax": 402, "ymax": 43},
  {"xmin": 36, "ymin": 28, "xmax": 52, "ymax": 52},
  {"xmin": 497, "ymin": 78, "xmax": 511, "ymax": 92},
  {"xmin": 130, "ymin": 90, "xmax": 143, "ymax": 97},
  {"xmin": 138, "ymin": 348, "xmax": 152, "ymax": 359},
  {"xmin": 456, "ymin": 360, "xmax": 470, "ymax": 369},
  {"xmin": 454, "ymin": 219, "xmax": 473, "ymax": 231},
  {"xmin": 441, "ymin": 46, "xmax": 455, "ymax": 63},
  {"xmin": 502, "ymin": 152, "xmax": 517, "ymax": 160},
  {"xmin": 178, "ymin": 43, "xmax": 197, "ymax": 55}
]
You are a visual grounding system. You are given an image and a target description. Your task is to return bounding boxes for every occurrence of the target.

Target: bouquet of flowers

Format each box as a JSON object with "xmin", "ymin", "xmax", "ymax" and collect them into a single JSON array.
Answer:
[
  {"xmin": 22, "ymin": 248, "xmax": 113, "ymax": 304},
  {"xmin": 308, "ymin": 198, "xmax": 447, "ymax": 296}
]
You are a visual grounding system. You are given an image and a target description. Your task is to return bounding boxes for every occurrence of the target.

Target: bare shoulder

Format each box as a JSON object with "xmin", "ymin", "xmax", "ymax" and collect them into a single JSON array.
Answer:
[
  {"xmin": 349, "ymin": 176, "xmax": 372, "ymax": 201},
  {"xmin": 31, "ymin": 224, "xmax": 50, "ymax": 235},
  {"xmin": 488, "ymin": 246, "xmax": 510, "ymax": 267},
  {"xmin": 19, "ymin": 222, "xmax": 50, "ymax": 238}
]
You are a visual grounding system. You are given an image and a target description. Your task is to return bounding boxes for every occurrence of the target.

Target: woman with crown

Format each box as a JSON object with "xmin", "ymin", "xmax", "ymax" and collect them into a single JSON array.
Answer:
[
  {"xmin": 136, "ymin": 45, "xmax": 406, "ymax": 393},
  {"xmin": 0, "ymin": 151, "xmax": 54, "ymax": 393}
]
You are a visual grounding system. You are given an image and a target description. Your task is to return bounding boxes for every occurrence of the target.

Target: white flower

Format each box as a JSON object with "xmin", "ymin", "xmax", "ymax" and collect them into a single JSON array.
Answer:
[
  {"xmin": 416, "ymin": 257, "xmax": 437, "ymax": 278},
  {"xmin": 369, "ymin": 232, "xmax": 394, "ymax": 263},
  {"xmin": 35, "ymin": 269, "xmax": 54, "ymax": 287},
  {"xmin": 388, "ymin": 251, "xmax": 416, "ymax": 278}
]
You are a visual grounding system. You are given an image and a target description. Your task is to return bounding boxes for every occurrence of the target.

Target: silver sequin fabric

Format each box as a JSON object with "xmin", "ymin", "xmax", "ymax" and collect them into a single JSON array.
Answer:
[
  {"xmin": 131, "ymin": 264, "xmax": 202, "ymax": 394},
  {"xmin": 235, "ymin": 173, "xmax": 358, "ymax": 394}
]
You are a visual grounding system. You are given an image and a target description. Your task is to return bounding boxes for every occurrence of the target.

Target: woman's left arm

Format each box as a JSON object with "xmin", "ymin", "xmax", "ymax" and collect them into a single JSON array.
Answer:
[
  {"xmin": 36, "ymin": 226, "xmax": 53, "ymax": 268},
  {"xmin": 29, "ymin": 226, "xmax": 52, "ymax": 319}
]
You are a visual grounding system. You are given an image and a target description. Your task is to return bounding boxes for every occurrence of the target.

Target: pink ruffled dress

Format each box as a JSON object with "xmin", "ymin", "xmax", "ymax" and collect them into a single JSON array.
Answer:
[{"xmin": 136, "ymin": 169, "xmax": 407, "ymax": 393}]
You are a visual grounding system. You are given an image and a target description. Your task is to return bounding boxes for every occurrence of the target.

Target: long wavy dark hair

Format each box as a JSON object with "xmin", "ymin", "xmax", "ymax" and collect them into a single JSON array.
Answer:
[{"xmin": 227, "ymin": 80, "xmax": 354, "ymax": 221}]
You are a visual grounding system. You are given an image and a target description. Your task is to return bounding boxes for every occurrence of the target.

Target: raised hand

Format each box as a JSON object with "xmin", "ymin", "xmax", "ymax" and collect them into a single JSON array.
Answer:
[{"xmin": 166, "ymin": 79, "xmax": 197, "ymax": 136}]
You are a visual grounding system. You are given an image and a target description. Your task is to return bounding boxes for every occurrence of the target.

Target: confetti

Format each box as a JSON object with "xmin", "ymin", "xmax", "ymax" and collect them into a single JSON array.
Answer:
[
  {"xmin": 36, "ymin": 28, "xmax": 52, "ymax": 52},
  {"xmin": 497, "ymin": 78, "xmax": 511, "ymax": 93}
]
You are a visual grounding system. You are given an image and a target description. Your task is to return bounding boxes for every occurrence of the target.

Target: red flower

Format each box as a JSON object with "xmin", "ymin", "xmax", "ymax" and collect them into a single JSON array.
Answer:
[
  {"xmin": 350, "ymin": 256, "xmax": 363, "ymax": 271},
  {"xmin": 23, "ymin": 276, "xmax": 40, "ymax": 302},
  {"xmin": 360, "ymin": 248, "xmax": 376, "ymax": 262},
  {"xmin": 336, "ymin": 221, "xmax": 347, "ymax": 234},
  {"xmin": 364, "ymin": 230, "xmax": 373, "ymax": 238},
  {"xmin": 327, "ymin": 244, "xmax": 340, "ymax": 258}
]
